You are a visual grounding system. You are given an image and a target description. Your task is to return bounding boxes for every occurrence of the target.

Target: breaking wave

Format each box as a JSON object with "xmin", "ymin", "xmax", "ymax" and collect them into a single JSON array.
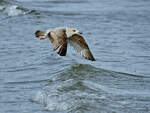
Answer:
[
  {"xmin": 31, "ymin": 64, "xmax": 150, "ymax": 113},
  {"xmin": 0, "ymin": 5, "xmax": 33, "ymax": 16}
]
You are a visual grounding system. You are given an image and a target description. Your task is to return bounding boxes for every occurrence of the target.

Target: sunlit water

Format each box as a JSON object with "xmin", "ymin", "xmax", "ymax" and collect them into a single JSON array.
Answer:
[{"xmin": 0, "ymin": 0, "xmax": 150, "ymax": 113}]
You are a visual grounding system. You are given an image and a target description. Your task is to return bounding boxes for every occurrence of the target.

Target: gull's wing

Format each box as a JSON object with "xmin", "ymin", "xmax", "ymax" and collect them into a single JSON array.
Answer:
[
  {"xmin": 48, "ymin": 29, "xmax": 67, "ymax": 56},
  {"xmin": 68, "ymin": 34, "xmax": 95, "ymax": 61}
]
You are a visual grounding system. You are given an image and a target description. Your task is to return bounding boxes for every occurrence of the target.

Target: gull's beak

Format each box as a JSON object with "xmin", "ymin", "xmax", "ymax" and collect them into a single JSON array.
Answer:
[{"xmin": 35, "ymin": 30, "xmax": 47, "ymax": 40}]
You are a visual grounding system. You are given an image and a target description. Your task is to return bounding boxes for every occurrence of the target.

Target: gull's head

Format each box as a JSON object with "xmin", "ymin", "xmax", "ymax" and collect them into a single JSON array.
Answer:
[
  {"xmin": 35, "ymin": 30, "xmax": 51, "ymax": 40},
  {"xmin": 65, "ymin": 27, "xmax": 82, "ymax": 38}
]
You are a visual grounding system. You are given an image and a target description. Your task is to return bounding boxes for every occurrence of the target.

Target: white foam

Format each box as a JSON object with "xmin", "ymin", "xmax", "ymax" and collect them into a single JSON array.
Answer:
[
  {"xmin": 33, "ymin": 91, "xmax": 47, "ymax": 105},
  {"xmin": 45, "ymin": 99, "xmax": 70, "ymax": 111},
  {"xmin": 4, "ymin": 5, "xmax": 27, "ymax": 16},
  {"xmin": 33, "ymin": 90, "xmax": 72, "ymax": 111}
]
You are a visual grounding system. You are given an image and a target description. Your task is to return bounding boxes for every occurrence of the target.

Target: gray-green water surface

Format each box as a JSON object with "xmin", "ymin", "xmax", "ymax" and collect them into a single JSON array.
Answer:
[{"xmin": 0, "ymin": 0, "xmax": 150, "ymax": 113}]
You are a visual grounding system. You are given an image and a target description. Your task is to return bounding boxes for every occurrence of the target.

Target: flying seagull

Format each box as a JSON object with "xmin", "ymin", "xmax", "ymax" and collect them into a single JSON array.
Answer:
[{"xmin": 35, "ymin": 27, "xmax": 95, "ymax": 61}]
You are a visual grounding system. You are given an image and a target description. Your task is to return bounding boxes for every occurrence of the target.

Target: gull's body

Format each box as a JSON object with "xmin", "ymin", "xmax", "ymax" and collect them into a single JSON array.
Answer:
[{"xmin": 35, "ymin": 27, "xmax": 95, "ymax": 61}]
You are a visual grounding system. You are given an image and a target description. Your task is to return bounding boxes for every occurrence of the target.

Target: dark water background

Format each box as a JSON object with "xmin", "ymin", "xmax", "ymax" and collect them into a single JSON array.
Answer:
[{"xmin": 0, "ymin": 0, "xmax": 150, "ymax": 113}]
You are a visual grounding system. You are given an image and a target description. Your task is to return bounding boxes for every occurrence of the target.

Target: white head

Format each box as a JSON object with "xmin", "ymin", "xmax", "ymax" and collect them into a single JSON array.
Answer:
[{"xmin": 65, "ymin": 27, "xmax": 82, "ymax": 38}]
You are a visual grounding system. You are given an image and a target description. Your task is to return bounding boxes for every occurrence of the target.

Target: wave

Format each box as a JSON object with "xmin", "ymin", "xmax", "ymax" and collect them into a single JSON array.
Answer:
[
  {"xmin": 0, "ymin": 5, "xmax": 34, "ymax": 16},
  {"xmin": 31, "ymin": 64, "xmax": 150, "ymax": 112}
]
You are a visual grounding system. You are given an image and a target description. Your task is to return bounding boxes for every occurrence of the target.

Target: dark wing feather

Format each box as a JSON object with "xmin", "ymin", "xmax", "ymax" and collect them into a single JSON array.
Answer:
[
  {"xmin": 48, "ymin": 29, "xmax": 67, "ymax": 56},
  {"xmin": 69, "ymin": 34, "xmax": 95, "ymax": 61}
]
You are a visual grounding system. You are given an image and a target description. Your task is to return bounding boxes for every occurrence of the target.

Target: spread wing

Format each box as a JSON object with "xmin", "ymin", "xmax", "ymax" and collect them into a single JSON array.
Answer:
[
  {"xmin": 48, "ymin": 29, "xmax": 67, "ymax": 56},
  {"xmin": 68, "ymin": 34, "xmax": 95, "ymax": 61}
]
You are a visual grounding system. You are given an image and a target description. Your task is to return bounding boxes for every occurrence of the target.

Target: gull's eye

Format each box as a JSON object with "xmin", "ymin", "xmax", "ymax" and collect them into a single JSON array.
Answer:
[{"xmin": 72, "ymin": 30, "xmax": 76, "ymax": 32}]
